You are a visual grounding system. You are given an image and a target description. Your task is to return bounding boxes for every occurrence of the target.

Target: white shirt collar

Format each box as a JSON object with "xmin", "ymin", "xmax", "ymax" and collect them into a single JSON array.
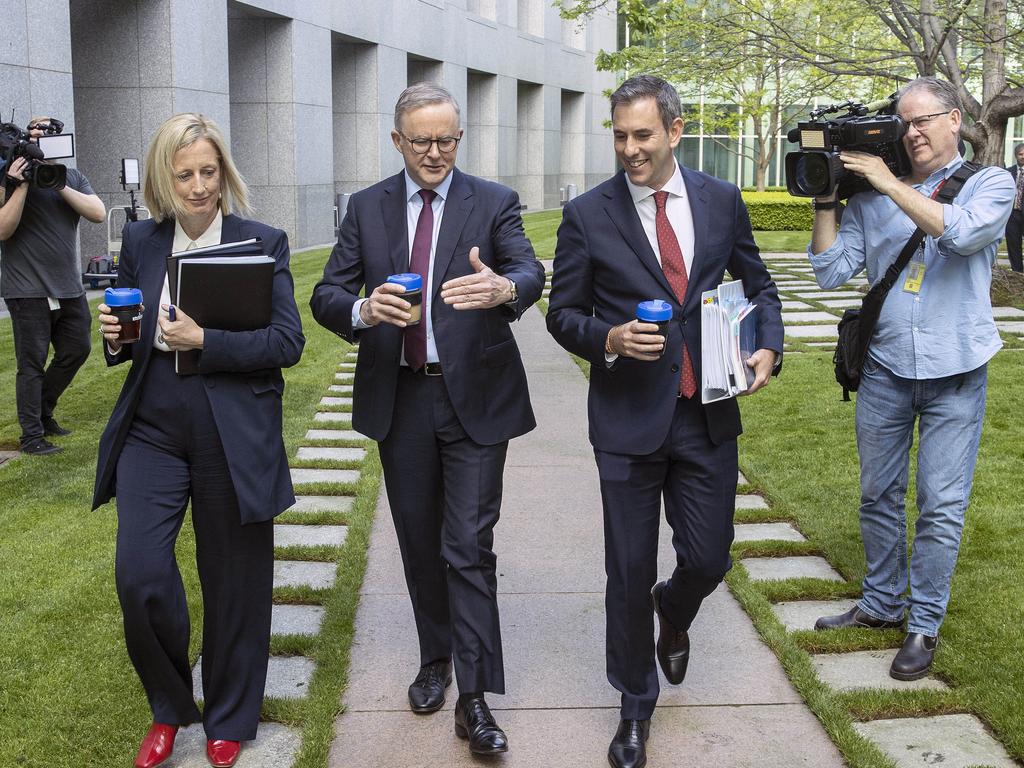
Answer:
[
  {"xmin": 624, "ymin": 160, "xmax": 686, "ymax": 205},
  {"xmin": 173, "ymin": 211, "xmax": 223, "ymax": 251},
  {"xmin": 404, "ymin": 169, "xmax": 454, "ymax": 204}
]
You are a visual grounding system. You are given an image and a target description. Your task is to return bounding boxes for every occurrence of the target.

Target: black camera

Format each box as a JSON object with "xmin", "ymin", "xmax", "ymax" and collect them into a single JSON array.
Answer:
[
  {"xmin": 785, "ymin": 97, "xmax": 910, "ymax": 199},
  {"xmin": 0, "ymin": 119, "xmax": 72, "ymax": 191}
]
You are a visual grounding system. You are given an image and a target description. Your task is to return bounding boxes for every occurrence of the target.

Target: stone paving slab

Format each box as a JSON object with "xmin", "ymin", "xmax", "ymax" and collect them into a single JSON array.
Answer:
[
  {"xmin": 737, "ymin": 470, "xmax": 748, "ymax": 485},
  {"xmin": 742, "ymin": 556, "xmax": 844, "ymax": 582},
  {"xmin": 338, "ymin": 364, "xmax": 356, "ymax": 372},
  {"xmin": 296, "ymin": 446, "xmax": 366, "ymax": 462},
  {"xmin": 819, "ymin": 298, "xmax": 861, "ymax": 308},
  {"xmin": 328, "ymin": 384, "xmax": 353, "ymax": 394},
  {"xmin": 271, "ymin": 604, "xmax": 326, "ymax": 636},
  {"xmin": 290, "ymin": 495, "xmax": 355, "ymax": 513},
  {"xmin": 786, "ymin": 324, "xmax": 839, "ymax": 339},
  {"xmin": 806, "ymin": 341, "xmax": 836, "ymax": 347},
  {"xmin": 290, "ymin": 468, "xmax": 360, "ymax": 484},
  {"xmin": 275, "ymin": 523, "xmax": 349, "ymax": 548},
  {"xmin": 160, "ymin": 723, "xmax": 300, "ymax": 767},
  {"xmin": 313, "ymin": 411, "xmax": 352, "ymax": 424},
  {"xmin": 783, "ymin": 311, "xmax": 839, "ymax": 323},
  {"xmin": 812, "ymin": 650, "xmax": 948, "ymax": 692},
  {"xmin": 771, "ymin": 599, "xmax": 858, "ymax": 632},
  {"xmin": 319, "ymin": 396, "xmax": 353, "ymax": 406},
  {"xmin": 273, "ymin": 560, "xmax": 337, "ymax": 590},
  {"xmin": 734, "ymin": 522, "xmax": 806, "ymax": 542},
  {"xmin": 781, "ymin": 300, "xmax": 812, "ymax": 310},
  {"xmin": 995, "ymin": 321, "xmax": 1024, "ymax": 334},
  {"xmin": 304, "ymin": 428, "xmax": 365, "ymax": 441},
  {"xmin": 992, "ymin": 306, "xmax": 1024, "ymax": 318},
  {"xmin": 735, "ymin": 493, "xmax": 768, "ymax": 509},
  {"xmin": 0, "ymin": 450, "xmax": 19, "ymax": 466},
  {"xmin": 795, "ymin": 290, "xmax": 864, "ymax": 299},
  {"xmin": 192, "ymin": 655, "xmax": 315, "ymax": 700},
  {"xmin": 335, "ymin": 373, "xmax": 354, "ymax": 382},
  {"xmin": 329, "ymin": 704, "xmax": 843, "ymax": 767},
  {"xmin": 854, "ymin": 714, "xmax": 1018, "ymax": 768}
]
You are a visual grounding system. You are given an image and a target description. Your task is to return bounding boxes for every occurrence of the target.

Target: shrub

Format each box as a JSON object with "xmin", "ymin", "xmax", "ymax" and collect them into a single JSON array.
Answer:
[{"xmin": 741, "ymin": 191, "xmax": 813, "ymax": 231}]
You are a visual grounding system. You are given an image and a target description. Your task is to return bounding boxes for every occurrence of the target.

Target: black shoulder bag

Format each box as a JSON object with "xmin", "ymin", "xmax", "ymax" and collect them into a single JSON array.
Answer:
[{"xmin": 833, "ymin": 160, "xmax": 981, "ymax": 400}]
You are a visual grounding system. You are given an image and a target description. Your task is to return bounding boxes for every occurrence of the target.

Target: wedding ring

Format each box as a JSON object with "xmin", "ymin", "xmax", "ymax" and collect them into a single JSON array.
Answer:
[{"xmin": 158, "ymin": 334, "xmax": 165, "ymax": 344}]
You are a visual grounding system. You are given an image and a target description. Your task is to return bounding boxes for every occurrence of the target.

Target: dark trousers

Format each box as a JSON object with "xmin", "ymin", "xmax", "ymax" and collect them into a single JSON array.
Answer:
[
  {"xmin": 595, "ymin": 395, "xmax": 738, "ymax": 720},
  {"xmin": 114, "ymin": 353, "xmax": 274, "ymax": 740},
  {"xmin": 379, "ymin": 368, "xmax": 507, "ymax": 695},
  {"xmin": 1006, "ymin": 209, "xmax": 1023, "ymax": 273},
  {"xmin": 6, "ymin": 295, "xmax": 91, "ymax": 443}
]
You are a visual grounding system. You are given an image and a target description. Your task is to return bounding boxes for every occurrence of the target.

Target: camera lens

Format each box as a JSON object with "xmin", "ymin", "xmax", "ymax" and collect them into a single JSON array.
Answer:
[
  {"xmin": 32, "ymin": 163, "xmax": 66, "ymax": 190},
  {"xmin": 796, "ymin": 154, "xmax": 832, "ymax": 196}
]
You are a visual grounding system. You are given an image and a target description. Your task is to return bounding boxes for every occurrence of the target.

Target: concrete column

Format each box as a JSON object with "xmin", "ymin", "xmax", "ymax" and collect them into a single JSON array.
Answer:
[
  {"xmin": 541, "ymin": 84, "xmax": 561, "ymax": 210},
  {"xmin": 495, "ymin": 75, "xmax": 518, "ymax": 194},
  {"xmin": 465, "ymin": 71, "xmax": 498, "ymax": 179},
  {"xmin": 516, "ymin": 81, "xmax": 544, "ymax": 211},
  {"xmin": 560, "ymin": 90, "xmax": 586, "ymax": 199}
]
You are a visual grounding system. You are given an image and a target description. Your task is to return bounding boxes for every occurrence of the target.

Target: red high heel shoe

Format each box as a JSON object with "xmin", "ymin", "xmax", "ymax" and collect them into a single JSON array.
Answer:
[
  {"xmin": 206, "ymin": 739, "xmax": 242, "ymax": 767},
  {"xmin": 133, "ymin": 723, "xmax": 179, "ymax": 768}
]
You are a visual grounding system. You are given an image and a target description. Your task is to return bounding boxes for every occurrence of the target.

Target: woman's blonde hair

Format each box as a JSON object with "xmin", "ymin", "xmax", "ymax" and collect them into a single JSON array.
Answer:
[{"xmin": 143, "ymin": 113, "xmax": 250, "ymax": 222}]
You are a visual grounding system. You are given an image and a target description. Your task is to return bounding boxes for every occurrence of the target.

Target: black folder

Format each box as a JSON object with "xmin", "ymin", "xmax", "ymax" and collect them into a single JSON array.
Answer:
[
  {"xmin": 165, "ymin": 237, "xmax": 264, "ymax": 299},
  {"xmin": 173, "ymin": 255, "xmax": 275, "ymax": 374}
]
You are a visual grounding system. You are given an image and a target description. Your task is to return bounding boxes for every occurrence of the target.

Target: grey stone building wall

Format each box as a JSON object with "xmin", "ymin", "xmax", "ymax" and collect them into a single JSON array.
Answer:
[{"xmin": 2, "ymin": 0, "xmax": 616, "ymax": 261}]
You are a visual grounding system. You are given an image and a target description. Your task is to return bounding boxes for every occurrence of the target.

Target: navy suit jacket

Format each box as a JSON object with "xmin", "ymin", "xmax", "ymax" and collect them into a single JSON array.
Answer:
[
  {"xmin": 546, "ymin": 168, "xmax": 784, "ymax": 454},
  {"xmin": 309, "ymin": 168, "xmax": 545, "ymax": 445},
  {"xmin": 92, "ymin": 214, "xmax": 305, "ymax": 524}
]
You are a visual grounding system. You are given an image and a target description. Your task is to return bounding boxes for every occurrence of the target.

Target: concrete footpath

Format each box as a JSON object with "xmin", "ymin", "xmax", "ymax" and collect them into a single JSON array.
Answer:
[{"xmin": 327, "ymin": 305, "xmax": 845, "ymax": 767}]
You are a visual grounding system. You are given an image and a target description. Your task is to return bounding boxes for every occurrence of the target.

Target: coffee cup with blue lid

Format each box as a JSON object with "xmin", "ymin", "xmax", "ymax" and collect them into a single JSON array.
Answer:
[
  {"xmin": 386, "ymin": 273, "xmax": 423, "ymax": 325},
  {"xmin": 636, "ymin": 299, "xmax": 672, "ymax": 356}
]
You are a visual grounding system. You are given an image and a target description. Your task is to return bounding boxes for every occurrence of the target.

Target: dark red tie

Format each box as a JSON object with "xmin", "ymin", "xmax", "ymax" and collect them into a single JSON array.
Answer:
[
  {"xmin": 653, "ymin": 190, "xmax": 697, "ymax": 399},
  {"xmin": 404, "ymin": 189, "xmax": 436, "ymax": 370}
]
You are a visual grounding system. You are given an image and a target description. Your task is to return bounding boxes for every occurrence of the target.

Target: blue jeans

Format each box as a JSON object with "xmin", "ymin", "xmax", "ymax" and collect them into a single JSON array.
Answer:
[{"xmin": 854, "ymin": 354, "xmax": 987, "ymax": 637}]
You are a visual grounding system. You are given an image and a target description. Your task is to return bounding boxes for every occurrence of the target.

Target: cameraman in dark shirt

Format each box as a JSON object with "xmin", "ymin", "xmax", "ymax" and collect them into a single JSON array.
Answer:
[{"xmin": 0, "ymin": 117, "xmax": 105, "ymax": 455}]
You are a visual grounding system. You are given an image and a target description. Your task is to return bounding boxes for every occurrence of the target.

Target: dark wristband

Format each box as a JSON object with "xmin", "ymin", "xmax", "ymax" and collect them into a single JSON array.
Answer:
[
  {"xmin": 813, "ymin": 199, "xmax": 838, "ymax": 211},
  {"xmin": 5, "ymin": 175, "xmax": 24, "ymax": 190}
]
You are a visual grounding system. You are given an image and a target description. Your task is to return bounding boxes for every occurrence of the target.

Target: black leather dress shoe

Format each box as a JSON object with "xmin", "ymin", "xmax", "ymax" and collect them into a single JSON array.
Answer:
[
  {"xmin": 408, "ymin": 660, "xmax": 452, "ymax": 713},
  {"xmin": 454, "ymin": 695, "xmax": 508, "ymax": 754},
  {"xmin": 608, "ymin": 718, "xmax": 650, "ymax": 768},
  {"xmin": 651, "ymin": 581, "xmax": 689, "ymax": 685},
  {"xmin": 890, "ymin": 632, "xmax": 938, "ymax": 681},
  {"xmin": 814, "ymin": 605, "xmax": 903, "ymax": 631},
  {"xmin": 42, "ymin": 417, "xmax": 71, "ymax": 437}
]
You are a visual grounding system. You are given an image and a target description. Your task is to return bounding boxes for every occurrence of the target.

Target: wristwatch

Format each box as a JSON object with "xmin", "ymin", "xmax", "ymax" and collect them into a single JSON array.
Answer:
[{"xmin": 507, "ymin": 278, "xmax": 518, "ymax": 303}]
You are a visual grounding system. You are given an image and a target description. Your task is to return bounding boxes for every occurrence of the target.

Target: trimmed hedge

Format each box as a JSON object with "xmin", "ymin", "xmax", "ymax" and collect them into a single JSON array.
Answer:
[{"xmin": 741, "ymin": 191, "xmax": 813, "ymax": 231}]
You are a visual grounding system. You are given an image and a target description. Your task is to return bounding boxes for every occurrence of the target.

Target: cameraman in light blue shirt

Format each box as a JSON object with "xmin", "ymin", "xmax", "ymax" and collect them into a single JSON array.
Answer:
[{"xmin": 806, "ymin": 76, "xmax": 1014, "ymax": 681}]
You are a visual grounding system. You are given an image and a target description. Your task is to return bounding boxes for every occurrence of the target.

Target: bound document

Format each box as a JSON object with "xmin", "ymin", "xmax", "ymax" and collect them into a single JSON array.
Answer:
[
  {"xmin": 700, "ymin": 280, "xmax": 758, "ymax": 403},
  {"xmin": 166, "ymin": 237, "xmax": 263, "ymax": 299},
  {"xmin": 173, "ymin": 255, "xmax": 275, "ymax": 375}
]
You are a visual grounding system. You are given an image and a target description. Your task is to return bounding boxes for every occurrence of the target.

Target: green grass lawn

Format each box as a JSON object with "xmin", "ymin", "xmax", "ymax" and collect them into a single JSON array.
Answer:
[
  {"xmin": 0, "ymin": 248, "xmax": 382, "ymax": 767},
  {"xmin": 523, "ymin": 209, "xmax": 1024, "ymax": 766}
]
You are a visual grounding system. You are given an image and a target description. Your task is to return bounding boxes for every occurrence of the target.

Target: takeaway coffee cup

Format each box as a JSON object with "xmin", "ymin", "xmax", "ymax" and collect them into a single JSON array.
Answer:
[
  {"xmin": 387, "ymin": 273, "xmax": 423, "ymax": 325},
  {"xmin": 636, "ymin": 299, "xmax": 672, "ymax": 357},
  {"xmin": 104, "ymin": 287, "xmax": 144, "ymax": 344}
]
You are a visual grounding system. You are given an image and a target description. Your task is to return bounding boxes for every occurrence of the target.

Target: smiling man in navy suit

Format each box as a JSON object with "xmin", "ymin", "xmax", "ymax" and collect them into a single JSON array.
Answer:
[
  {"xmin": 546, "ymin": 75, "xmax": 783, "ymax": 768},
  {"xmin": 310, "ymin": 83, "xmax": 544, "ymax": 756}
]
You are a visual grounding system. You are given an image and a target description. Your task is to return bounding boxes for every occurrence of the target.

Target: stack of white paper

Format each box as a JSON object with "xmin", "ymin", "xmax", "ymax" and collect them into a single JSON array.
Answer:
[{"xmin": 700, "ymin": 280, "xmax": 758, "ymax": 403}]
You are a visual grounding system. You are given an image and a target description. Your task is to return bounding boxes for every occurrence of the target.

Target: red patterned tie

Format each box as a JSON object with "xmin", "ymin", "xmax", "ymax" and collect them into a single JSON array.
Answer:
[
  {"xmin": 403, "ymin": 189, "xmax": 436, "ymax": 370},
  {"xmin": 653, "ymin": 190, "xmax": 697, "ymax": 398}
]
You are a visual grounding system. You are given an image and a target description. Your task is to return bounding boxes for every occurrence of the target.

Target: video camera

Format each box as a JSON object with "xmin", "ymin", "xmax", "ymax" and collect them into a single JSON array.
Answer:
[
  {"xmin": 785, "ymin": 97, "xmax": 910, "ymax": 199},
  {"xmin": 0, "ymin": 118, "xmax": 74, "ymax": 191}
]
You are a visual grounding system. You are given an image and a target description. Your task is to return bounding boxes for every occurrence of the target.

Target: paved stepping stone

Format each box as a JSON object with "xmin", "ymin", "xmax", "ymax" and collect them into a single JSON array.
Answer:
[
  {"xmin": 806, "ymin": 341, "xmax": 835, "ymax": 347},
  {"xmin": 854, "ymin": 714, "xmax": 1018, "ymax": 768},
  {"xmin": 304, "ymin": 428, "xmax": 365, "ymax": 441},
  {"xmin": 274, "ymin": 560, "xmax": 337, "ymax": 589},
  {"xmin": 314, "ymin": 412, "xmax": 352, "ymax": 424},
  {"xmin": 795, "ymin": 290, "xmax": 863, "ymax": 299},
  {"xmin": 734, "ymin": 522, "xmax": 806, "ymax": 542},
  {"xmin": 335, "ymin": 373, "xmax": 354, "ymax": 382},
  {"xmin": 819, "ymin": 298, "xmax": 860, "ymax": 308},
  {"xmin": 272, "ymin": 604, "xmax": 326, "ymax": 636},
  {"xmin": 992, "ymin": 306, "xmax": 1024, "ymax": 318},
  {"xmin": 742, "ymin": 556, "xmax": 843, "ymax": 582},
  {"xmin": 995, "ymin": 321, "xmax": 1024, "ymax": 334},
  {"xmin": 319, "ymin": 396, "xmax": 353, "ymax": 406},
  {"xmin": 812, "ymin": 650, "xmax": 948, "ymax": 692},
  {"xmin": 291, "ymin": 495, "xmax": 355, "ymax": 513},
  {"xmin": 786, "ymin": 325, "xmax": 839, "ymax": 339},
  {"xmin": 783, "ymin": 311, "xmax": 839, "ymax": 323},
  {"xmin": 0, "ymin": 450, "xmax": 19, "ymax": 466},
  {"xmin": 290, "ymin": 468, "xmax": 360, "ymax": 485},
  {"xmin": 328, "ymin": 384, "xmax": 353, "ymax": 394},
  {"xmin": 344, "ymin": 352, "xmax": 358, "ymax": 360},
  {"xmin": 735, "ymin": 493, "xmax": 768, "ymax": 509},
  {"xmin": 737, "ymin": 470, "xmax": 748, "ymax": 485},
  {"xmin": 781, "ymin": 300, "xmax": 812, "ymax": 310},
  {"xmin": 161, "ymin": 722, "xmax": 300, "ymax": 767},
  {"xmin": 296, "ymin": 446, "xmax": 366, "ymax": 462},
  {"xmin": 338, "ymin": 363, "xmax": 356, "ymax": 371},
  {"xmin": 275, "ymin": 523, "xmax": 349, "ymax": 548},
  {"xmin": 193, "ymin": 656, "xmax": 316, "ymax": 701},
  {"xmin": 770, "ymin": 599, "xmax": 857, "ymax": 632}
]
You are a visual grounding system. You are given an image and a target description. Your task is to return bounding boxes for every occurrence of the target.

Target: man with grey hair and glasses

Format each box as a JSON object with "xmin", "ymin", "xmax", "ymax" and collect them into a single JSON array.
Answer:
[
  {"xmin": 809, "ymin": 77, "xmax": 1014, "ymax": 681},
  {"xmin": 311, "ymin": 82, "xmax": 544, "ymax": 756}
]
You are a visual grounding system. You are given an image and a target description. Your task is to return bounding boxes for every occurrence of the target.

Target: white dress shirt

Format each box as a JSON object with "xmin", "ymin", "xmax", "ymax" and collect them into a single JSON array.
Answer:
[
  {"xmin": 352, "ymin": 170, "xmax": 454, "ymax": 365},
  {"xmin": 624, "ymin": 160, "xmax": 695, "ymax": 275}
]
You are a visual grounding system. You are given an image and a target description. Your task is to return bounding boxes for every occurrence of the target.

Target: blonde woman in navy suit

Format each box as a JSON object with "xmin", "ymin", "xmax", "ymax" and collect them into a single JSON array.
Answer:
[{"xmin": 93, "ymin": 114, "xmax": 304, "ymax": 768}]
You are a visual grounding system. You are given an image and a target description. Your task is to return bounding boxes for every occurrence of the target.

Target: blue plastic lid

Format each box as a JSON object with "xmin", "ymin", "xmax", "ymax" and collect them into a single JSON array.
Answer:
[
  {"xmin": 636, "ymin": 299, "xmax": 672, "ymax": 322},
  {"xmin": 386, "ymin": 273, "xmax": 422, "ymax": 292},
  {"xmin": 105, "ymin": 287, "xmax": 143, "ymax": 307}
]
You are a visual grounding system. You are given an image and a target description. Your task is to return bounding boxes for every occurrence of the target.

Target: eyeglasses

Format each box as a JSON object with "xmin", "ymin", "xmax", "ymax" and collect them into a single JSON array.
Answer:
[
  {"xmin": 398, "ymin": 132, "xmax": 461, "ymax": 154},
  {"xmin": 905, "ymin": 111, "xmax": 953, "ymax": 131}
]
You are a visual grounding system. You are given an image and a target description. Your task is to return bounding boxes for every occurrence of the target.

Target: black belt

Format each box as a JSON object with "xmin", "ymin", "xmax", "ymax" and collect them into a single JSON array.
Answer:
[{"xmin": 403, "ymin": 362, "xmax": 443, "ymax": 376}]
